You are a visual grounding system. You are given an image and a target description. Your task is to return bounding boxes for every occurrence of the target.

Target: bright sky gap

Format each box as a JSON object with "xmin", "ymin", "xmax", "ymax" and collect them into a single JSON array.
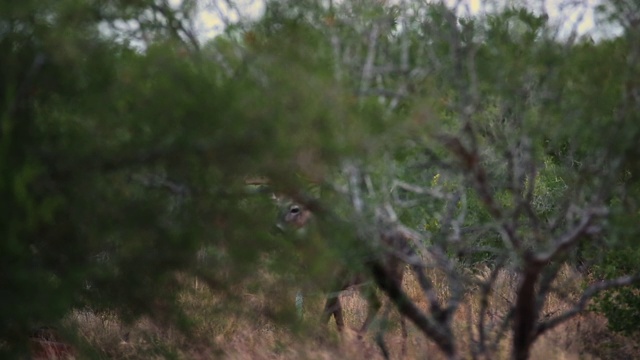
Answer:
[{"xmin": 175, "ymin": 0, "xmax": 619, "ymax": 43}]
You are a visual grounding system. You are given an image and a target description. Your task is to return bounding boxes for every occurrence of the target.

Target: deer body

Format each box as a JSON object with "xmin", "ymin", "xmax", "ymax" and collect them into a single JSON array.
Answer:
[{"xmin": 278, "ymin": 202, "xmax": 409, "ymax": 353}]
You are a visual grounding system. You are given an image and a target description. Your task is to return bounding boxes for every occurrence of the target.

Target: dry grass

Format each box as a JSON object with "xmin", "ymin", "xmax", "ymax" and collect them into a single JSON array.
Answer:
[{"xmin": 67, "ymin": 265, "xmax": 640, "ymax": 359}]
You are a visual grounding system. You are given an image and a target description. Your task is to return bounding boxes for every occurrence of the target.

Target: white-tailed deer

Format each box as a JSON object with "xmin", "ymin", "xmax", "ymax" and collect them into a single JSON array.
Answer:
[{"xmin": 278, "ymin": 201, "xmax": 409, "ymax": 357}]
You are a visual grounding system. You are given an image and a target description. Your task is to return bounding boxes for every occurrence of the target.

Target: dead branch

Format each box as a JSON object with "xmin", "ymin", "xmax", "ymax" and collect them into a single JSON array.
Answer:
[
  {"xmin": 533, "ymin": 206, "xmax": 607, "ymax": 264},
  {"xmin": 534, "ymin": 274, "xmax": 640, "ymax": 338},
  {"xmin": 370, "ymin": 260, "xmax": 459, "ymax": 360}
]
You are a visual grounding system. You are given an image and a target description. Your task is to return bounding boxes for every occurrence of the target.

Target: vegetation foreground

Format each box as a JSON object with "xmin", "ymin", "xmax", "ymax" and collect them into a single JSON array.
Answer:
[
  {"xmin": 63, "ymin": 267, "xmax": 638, "ymax": 359},
  {"xmin": 4, "ymin": 0, "xmax": 640, "ymax": 359}
]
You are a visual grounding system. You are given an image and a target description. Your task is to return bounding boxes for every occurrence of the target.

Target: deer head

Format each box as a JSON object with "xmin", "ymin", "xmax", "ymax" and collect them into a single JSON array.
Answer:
[{"xmin": 276, "ymin": 202, "xmax": 313, "ymax": 232}]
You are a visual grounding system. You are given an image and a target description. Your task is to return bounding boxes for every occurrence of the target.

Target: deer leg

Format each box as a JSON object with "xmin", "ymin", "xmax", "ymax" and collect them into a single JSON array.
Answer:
[
  {"xmin": 373, "ymin": 306, "xmax": 392, "ymax": 360},
  {"xmin": 322, "ymin": 295, "xmax": 345, "ymax": 331},
  {"xmin": 295, "ymin": 290, "xmax": 304, "ymax": 320},
  {"xmin": 370, "ymin": 297, "xmax": 407, "ymax": 359},
  {"xmin": 375, "ymin": 330, "xmax": 391, "ymax": 360},
  {"xmin": 358, "ymin": 286, "xmax": 382, "ymax": 339}
]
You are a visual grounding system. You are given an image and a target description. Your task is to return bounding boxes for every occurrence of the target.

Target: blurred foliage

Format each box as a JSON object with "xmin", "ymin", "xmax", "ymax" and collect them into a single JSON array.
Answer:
[
  {"xmin": 0, "ymin": 0, "xmax": 393, "ymax": 356},
  {"xmin": 2, "ymin": 0, "xmax": 640, "ymax": 357}
]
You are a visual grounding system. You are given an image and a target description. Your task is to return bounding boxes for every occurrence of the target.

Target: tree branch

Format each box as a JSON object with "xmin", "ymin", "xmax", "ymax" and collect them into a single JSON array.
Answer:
[
  {"xmin": 533, "ymin": 206, "xmax": 607, "ymax": 264},
  {"xmin": 369, "ymin": 260, "xmax": 459, "ymax": 359},
  {"xmin": 535, "ymin": 274, "xmax": 640, "ymax": 338}
]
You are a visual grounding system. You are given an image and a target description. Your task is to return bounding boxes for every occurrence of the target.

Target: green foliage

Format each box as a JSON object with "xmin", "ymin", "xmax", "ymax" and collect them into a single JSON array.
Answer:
[
  {"xmin": 0, "ymin": 0, "xmax": 397, "ymax": 356},
  {"xmin": 595, "ymin": 246, "xmax": 640, "ymax": 334},
  {"xmin": 3, "ymin": 0, "xmax": 640, "ymax": 357}
]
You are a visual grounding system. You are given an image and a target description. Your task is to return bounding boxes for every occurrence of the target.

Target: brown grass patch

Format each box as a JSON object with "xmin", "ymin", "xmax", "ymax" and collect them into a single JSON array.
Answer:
[{"xmin": 67, "ymin": 265, "xmax": 640, "ymax": 359}]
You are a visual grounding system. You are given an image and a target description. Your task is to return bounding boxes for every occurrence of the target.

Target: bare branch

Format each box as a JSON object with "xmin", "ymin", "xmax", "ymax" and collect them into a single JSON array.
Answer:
[
  {"xmin": 370, "ymin": 261, "xmax": 459, "ymax": 359},
  {"xmin": 391, "ymin": 179, "xmax": 450, "ymax": 200},
  {"xmin": 533, "ymin": 206, "xmax": 607, "ymax": 264},
  {"xmin": 358, "ymin": 87, "xmax": 408, "ymax": 98},
  {"xmin": 535, "ymin": 274, "xmax": 640, "ymax": 338},
  {"xmin": 359, "ymin": 22, "xmax": 380, "ymax": 101},
  {"xmin": 151, "ymin": 1, "xmax": 200, "ymax": 51},
  {"xmin": 344, "ymin": 162, "xmax": 365, "ymax": 214}
]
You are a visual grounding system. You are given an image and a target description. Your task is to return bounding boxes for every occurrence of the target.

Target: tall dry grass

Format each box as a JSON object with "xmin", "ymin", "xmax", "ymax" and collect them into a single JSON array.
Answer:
[{"xmin": 66, "ymin": 265, "xmax": 640, "ymax": 359}]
